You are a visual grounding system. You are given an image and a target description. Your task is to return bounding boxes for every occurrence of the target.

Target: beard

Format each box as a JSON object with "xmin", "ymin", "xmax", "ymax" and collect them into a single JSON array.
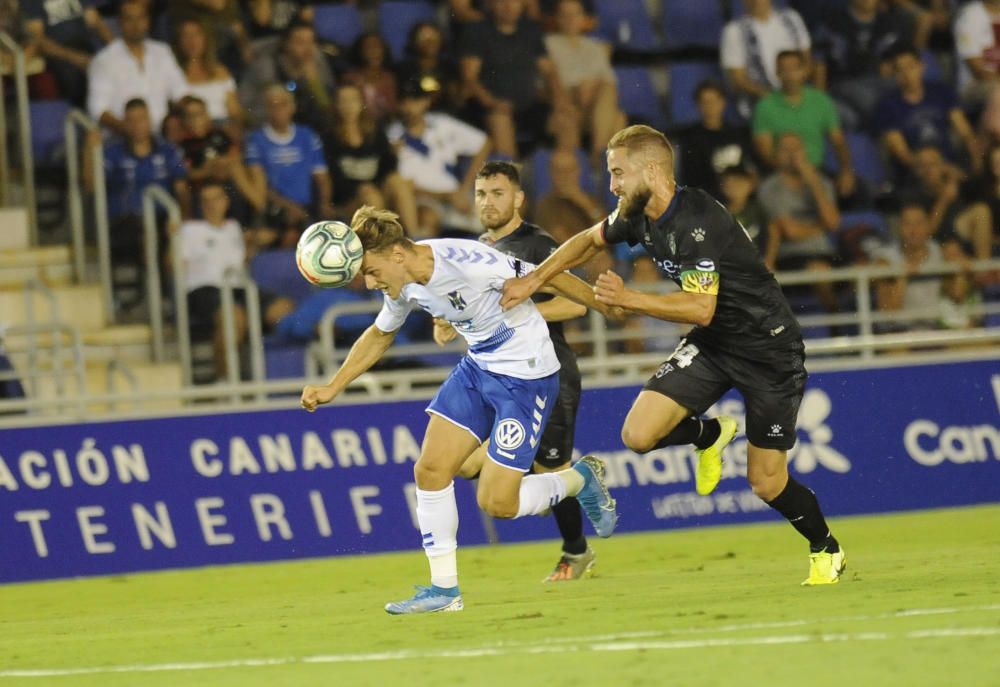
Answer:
[
  {"xmin": 479, "ymin": 206, "xmax": 514, "ymax": 230},
  {"xmin": 619, "ymin": 184, "xmax": 652, "ymax": 218}
]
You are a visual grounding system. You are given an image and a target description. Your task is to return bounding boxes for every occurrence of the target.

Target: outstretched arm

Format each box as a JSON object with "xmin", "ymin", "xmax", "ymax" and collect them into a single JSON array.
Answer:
[
  {"xmin": 544, "ymin": 270, "xmax": 624, "ymax": 320},
  {"xmin": 501, "ymin": 224, "xmax": 607, "ymax": 309},
  {"xmin": 301, "ymin": 324, "xmax": 397, "ymax": 410}
]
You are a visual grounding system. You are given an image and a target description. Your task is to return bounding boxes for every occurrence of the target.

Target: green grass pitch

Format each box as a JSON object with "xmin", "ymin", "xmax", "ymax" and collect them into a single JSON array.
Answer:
[{"xmin": 2, "ymin": 504, "xmax": 999, "ymax": 687}]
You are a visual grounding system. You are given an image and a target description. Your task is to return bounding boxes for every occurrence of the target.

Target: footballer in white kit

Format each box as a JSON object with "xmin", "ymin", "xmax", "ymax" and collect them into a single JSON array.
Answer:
[{"xmin": 301, "ymin": 206, "xmax": 619, "ymax": 615}]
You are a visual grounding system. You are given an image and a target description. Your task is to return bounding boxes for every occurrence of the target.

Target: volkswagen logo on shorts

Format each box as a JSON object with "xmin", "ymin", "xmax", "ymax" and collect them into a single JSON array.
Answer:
[{"xmin": 495, "ymin": 419, "xmax": 526, "ymax": 451}]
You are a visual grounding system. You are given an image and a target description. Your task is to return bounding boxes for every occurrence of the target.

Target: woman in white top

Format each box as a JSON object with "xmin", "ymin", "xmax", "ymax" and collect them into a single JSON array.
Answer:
[
  {"xmin": 174, "ymin": 19, "xmax": 242, "ymax": 126},
  {"xmin": 544, "ymin": 0, "xmax": 625, "ymax": 165}
]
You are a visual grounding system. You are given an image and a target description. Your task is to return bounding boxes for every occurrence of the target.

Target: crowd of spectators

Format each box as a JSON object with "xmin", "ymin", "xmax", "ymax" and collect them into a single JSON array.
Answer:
[{"xmin": 7, "ymin": 0, "xmax": 1000, "ymax": 380}]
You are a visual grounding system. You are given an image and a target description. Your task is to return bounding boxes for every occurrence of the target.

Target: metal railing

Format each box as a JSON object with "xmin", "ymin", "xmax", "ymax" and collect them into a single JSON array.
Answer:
[
  {"xmin": 0, "ymin": 31, "xmax": 38, "ymax": 238},
  {"xmin": 65, "ymin": 108, "xmax": 112, "ymax": 298},
  {"xmin": 142, "ymin": 185, "xmax": 186, "ymax": 376},
  {"xmin": 219, "ymin": 266, "xmax": 266, "ymax": 401}
]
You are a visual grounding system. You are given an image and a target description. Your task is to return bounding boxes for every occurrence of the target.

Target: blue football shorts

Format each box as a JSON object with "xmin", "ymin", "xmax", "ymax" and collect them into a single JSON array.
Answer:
[{"xmin": 426, "ymin": 356, "xmax": 560, "ymax": 472}]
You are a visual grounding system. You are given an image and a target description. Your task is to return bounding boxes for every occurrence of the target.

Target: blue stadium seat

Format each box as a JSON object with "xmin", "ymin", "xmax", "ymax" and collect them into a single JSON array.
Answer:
[
  {"xmin": 250, "ymin": 249, "xmax": 316, "ymax": 303},
  {"xmin": 728, "ymin": 0, "xmax": 789, "ymax": 17},
  {"xmin": 313, "ymin": 3, "xmax": 365, "ymax": 48},
  {"xmin": 615, "ymin": 66, "xmax": 666, "ymax": 129},
  {"xmin": 529, "ymin": 147, "xmax": 596, "ymax": 201},
  {"xmin": 593, "ymin": 0, "xmax": 660, "ymax": 52},
  {"xmin": 921, "ymin": 49, "xmax": 947, "ymax": 84},
  {"xmin": 662, "ymin": 2, "xmax": 724, "ymax": 51},
  {"xmin": 263, "ymin": 336, "xmax": 307, "ymax": 380},
  {"xmin": 824, "ymin": 132, "xmax": 887, "ymax": 187},
  {"xmin": 838, "ymin": 211, "xmax": 888, "ymax": 236},
  {"xmin": 378, "ymin": 1, "xmax": 437, "ymax": 62},
  {"xmin": 30, "ymin": 100, "xmax": 71, "ymax": 165},
  {"xmin": 667, "ymin": 62, "xmax": 722, "ymax": 128}
]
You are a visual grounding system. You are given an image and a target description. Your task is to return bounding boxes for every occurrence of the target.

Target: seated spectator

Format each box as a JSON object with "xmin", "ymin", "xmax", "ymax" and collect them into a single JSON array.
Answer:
[
  {"xmin": 246, "ymin": 0, "xmax": 315, "ymax": 45},
  {"xmin": 873, "ymin": 203, "xmax": 977, "ymax": 332},
  {"xmin": 972, "ymin": 143, "xmax": 1000, "ymax": 260},
  {"xmin": 388, "ymin": 77, "xmax": 493, "ymax": 234},
  {"xmin": 395, "ymin": 22, "xmax": 460, "ymax": 113},
  {"xmin": 758, "ymin": 132, "xmax": 841, "ymax": 311},
  {"xmin": 174, "ymin": 19, "xmax": 242, "ymax": 126},
  {"xmin": 179, "ymin": 96, "xmax": 261, "ymax": 224},
  {"xmin": 450, "ymin": 0, "xmax": 542, "ymax": 29},
  {"xmin": 679, "ymin": 81, "xmax": 756, "ymax": 201},
  {"xmin": 753, "ymin": 50, "xmax": 855, "ymax": 198},
  {"xmin": 533, "ymin": 148, "xmax": 605, "ymax": 244},
  {"xmin": 87, "ymin": 0, "xmax": 188, "ymax": 135},
  {"xmin": 458, "ymin": 0, "xmax": 570, "ymax": 158},
  {"xmin": 240, "ymin": 21, "xmax": 335, "ymax": 134},
  {"xmin": 84, "ymin": 98, "xmax": 189, "ymax": 311},
  {"xmin": 720, "ymin": 165, "xmax": 778, "ymax": 270},
  {"xmin": 900, "ymin": 145, "xmax": 994, "ymax": 262},
  {"xmin": 721, "ymin": 0, "xmax": 812, "ymax": 118},
  {"xmin": 813, "ymin": 0, "xmax": 902, "ymax": 130},
  {"xmin": 176, "ymin": 182, "xmax": 248, "ymax": 380},
  {"xmin": 544, "ymin": 0, "xmax": 625, "ymax": 166},
  {"xmin": 323, "ymin": 83, "xmax": 418, "ymax": 230},
  {"xmin": 892, "ymin": 0, "xmax": 951, "ymax": 51},
  {"xmin": 876, "ymin": 46, "xmax": 980, "ymax": 179},
  {"xmin": 954, "ymin": 0, "xmax": 1000, "ymax": 108},
  {"xmin": 245, "ymin": 84, "xmax": 334, "ymax": 246},
  {"xmin": 22, "ymin": 0, "xmax": 114, "ymax": 106},
  {"xmin": 344, "ymin": 33, "xmax": 399, "ymax": 123}
]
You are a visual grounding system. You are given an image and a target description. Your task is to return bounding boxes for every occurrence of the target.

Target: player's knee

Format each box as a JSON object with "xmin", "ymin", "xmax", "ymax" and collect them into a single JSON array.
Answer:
[
  {"xmin": 621, "ymin": 424, "xmax": 657, "ymax": 454},
  {"xmin": 413, "ymin": 459, "xmax": 451, "ymax": 490},
  {"xmin": 477, "ymin": 492, "xmax": 517, "ymax": 519},
  {"xmin": 747, "ymin": 468, "xmax": 786, "ymax": 502}
]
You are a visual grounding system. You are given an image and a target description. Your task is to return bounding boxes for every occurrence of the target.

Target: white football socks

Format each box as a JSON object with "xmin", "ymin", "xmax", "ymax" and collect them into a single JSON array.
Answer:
[
  {"xmin": 515, "ymin": 472, "xmax": 571, "ymax": 518},
  {"xmin": 416, "ymin": 482, "xmax": 459, "ymax": 589}
]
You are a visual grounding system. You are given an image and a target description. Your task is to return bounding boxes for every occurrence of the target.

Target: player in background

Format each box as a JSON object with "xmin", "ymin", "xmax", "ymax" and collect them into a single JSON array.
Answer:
[
  {"xmin": 434, "ymin": 161, "xmax": 596, "ymax": 581},
  {"xmin": 502, "ymin": 125, "xmax": 846, "ymax": 586},
  {"xmin": 301, "ymin": 206, "xmax": 620, "ymax": 614}
]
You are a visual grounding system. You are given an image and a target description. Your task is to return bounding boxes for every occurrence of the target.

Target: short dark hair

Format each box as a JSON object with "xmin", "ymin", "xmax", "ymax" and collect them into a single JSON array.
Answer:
[
  {"xmin": 282, "ymin": 20, "xmax": 314, "ymax": 45},
  {"xmin": 776, "ymin": 49, "xmax": 804, "ymax": 65},
  {"xmin": 476, "ymin": 160, "xmax": 521, "ymax": 186},
  {"xmin": 887, "ymin": 43, "xmax": 921, "ymax": 63},
  {"xmin": 694, "ymin": 80, "xmax": 725, "ymax": 102},
  {"xmin": 124, "ymin": 98, "xmax": 148, "ymax": 112}
]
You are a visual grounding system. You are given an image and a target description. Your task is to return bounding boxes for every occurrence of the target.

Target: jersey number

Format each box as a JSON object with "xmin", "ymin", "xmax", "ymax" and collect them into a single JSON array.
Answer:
[{"xmin": 670, "ymin": 342, "xmax": 700, "ymax": 368}]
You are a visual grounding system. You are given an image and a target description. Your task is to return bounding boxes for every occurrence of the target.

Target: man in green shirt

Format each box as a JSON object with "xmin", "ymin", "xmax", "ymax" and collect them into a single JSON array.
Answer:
[{"xmin": 752, "ymin": 50, "xmax": 856, "ymax": 197}]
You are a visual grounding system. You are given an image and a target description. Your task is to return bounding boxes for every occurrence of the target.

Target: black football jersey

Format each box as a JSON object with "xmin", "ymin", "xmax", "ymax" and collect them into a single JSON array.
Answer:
[
  {"xmin": 482, "ymin": 222, "xmax": 580, "ymax": 378},
  {"xmin": 602, "ymin": 186, "xmax": 801, "ymax": 354}
]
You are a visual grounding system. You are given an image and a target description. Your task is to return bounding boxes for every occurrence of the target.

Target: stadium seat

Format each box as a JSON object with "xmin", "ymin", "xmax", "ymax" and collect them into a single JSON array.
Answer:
[
  {"xmin": 593, "ymin": 0, "xmax": 660, "ymax": 52},
  {"xmin": 378, "ymin": 1, "xmax": 437, "ymax": 62},
  {"xmin": 838, "ymin": 211, "xmax": 888, "ymax": 236},
  {"xmin": 921, "ymin": 49, "xmax": 947, "ymax": 84},
  {"xmin": 661, "ymin": 2, "xmax": 725, "ymax": 51},
  {"xmin": 667, "ymin": 62, "xmax": 722, "ymax": 128},
  {"xmin": 528, "ymin": 147, "xmax": 596, "ymax": 201},
  {"xmin": 615, "ymin": 66, "xmax": 667, "ymax": 129},
  {"xmin": 824, "ymin": 132, "xmax": 887, "ymax": 188},
  {"xmin": 313, "ymin": 3, "xmax": 365, "ymax": 48},
  {"xmin": 29, "ymin": 100, "xmax": 71, "ymax": 165},
  {"xmin": 250, "ymin": 249, "xmax": 316, "ymax": 303},
  {"xmin": 728, "ymin": 0, "xmax": 789, "ymax": 17}
]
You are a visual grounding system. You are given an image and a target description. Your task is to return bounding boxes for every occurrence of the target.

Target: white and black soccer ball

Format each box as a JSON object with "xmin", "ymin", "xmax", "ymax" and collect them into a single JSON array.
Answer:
[{"xmin": 295, "ymin": 220, "xmax": 364, "ymax": 288}]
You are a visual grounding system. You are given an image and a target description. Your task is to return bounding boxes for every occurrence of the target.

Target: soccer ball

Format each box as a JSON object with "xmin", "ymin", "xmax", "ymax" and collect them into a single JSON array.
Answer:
[{"xmin": 296, "ymin": 220, "xmax": 364, "ymax": 288}]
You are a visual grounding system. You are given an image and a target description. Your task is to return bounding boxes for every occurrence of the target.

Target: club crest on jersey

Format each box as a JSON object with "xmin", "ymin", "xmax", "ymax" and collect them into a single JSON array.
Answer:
[
  {"xmin": 495, "ymin": 419, "xmax": 526, "ymax": 451},
  {"xmin": 692, "ymin": 227, "xmax": 706, "ymax": 242},
  {"xmin": 447, "ymin": 290, "xmax": 467, "ymax": 311},
  {"xmin": 668, "ymin": 234, "xmax": 677, "ymax": 254}
]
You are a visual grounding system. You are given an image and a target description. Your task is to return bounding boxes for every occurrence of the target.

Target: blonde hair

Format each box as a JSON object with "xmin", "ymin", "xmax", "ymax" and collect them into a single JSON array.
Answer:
[
  {"xmin": 351, "ymin": 205, "xmax": 412, "ymax": 253},
  {"xmin": 607, "ymin": 124, "xmax": 675, "ymax": 176}
]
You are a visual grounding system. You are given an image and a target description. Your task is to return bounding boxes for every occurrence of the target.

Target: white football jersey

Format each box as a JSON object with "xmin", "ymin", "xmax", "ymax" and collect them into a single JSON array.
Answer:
[{"xmin": 374, "ymin": 239, "xmax": 560, "ymax": 379}]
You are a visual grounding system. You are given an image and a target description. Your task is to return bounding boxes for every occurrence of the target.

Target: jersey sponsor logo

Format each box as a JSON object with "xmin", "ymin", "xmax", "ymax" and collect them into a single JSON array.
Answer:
[
  {"xmin": 695, "ymin": 259, "xmax": 716, "ymax": 272},
  {"xmin": 495, "ymin": 418, "xmax": 526, "ymax": 452},
  {"xmin": 680, "ymin": 269, "xmax": 720, "ymax": 296},
  {"xmin": 691, "ymin": 228, "xmax": 706, "ymax": 242},
  {"xmin": 447, "ymin": 290, "xmax": 467, "ymax": 311},
  {"xmin": 652, "ymin": 257, "xmax": 681, "ymax": 279}
]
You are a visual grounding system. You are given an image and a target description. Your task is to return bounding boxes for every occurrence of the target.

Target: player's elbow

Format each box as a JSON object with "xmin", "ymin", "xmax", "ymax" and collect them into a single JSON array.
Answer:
[{"xmin": 692, "ymin": 296, "xmax": 716, "ymax": 327}]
